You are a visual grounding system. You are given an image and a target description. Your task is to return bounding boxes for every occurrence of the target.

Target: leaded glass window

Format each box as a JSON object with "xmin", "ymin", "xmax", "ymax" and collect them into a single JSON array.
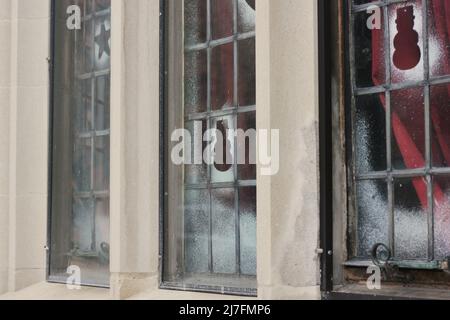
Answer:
[
  {"xmin": 49, "ymin": 0, "xmax": 111, "ymax": 287},
  {"xmin": 163, "ymin": 0, "xmax": 256, "ymax": 293},
  {"xmin": 348, "ymin": 0, "xmax": 450, "ymax": 269}
]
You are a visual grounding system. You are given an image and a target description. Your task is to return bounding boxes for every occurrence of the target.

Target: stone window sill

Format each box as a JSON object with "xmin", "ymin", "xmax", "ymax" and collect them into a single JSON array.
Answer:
[
  {"xmin": 0, "ymin": 282, "xmax": 256, "ymax": 300},
  {"xmin": 0, "ymin": 282, "xmax": 109, "ymax": 300}
]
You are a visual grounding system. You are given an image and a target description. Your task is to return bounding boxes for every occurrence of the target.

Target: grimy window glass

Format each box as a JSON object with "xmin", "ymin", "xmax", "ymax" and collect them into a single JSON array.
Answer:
[
  {"xmin": 49, "ymin": 0, "xmax": 111, "ymax": 286},
  {"xmin": 164, "ymin": 0, "xmax": 256, "ymax": 292},
  {"xmin": 348, "ymin": 0, "xmax": 450, "ymax": 268}
]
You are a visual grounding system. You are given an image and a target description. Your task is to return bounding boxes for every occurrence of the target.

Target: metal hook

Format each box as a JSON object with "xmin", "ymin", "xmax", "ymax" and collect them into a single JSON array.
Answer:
[{"xmin": 371, "ymin": 243, "xmax": 391, "ymax": 267}]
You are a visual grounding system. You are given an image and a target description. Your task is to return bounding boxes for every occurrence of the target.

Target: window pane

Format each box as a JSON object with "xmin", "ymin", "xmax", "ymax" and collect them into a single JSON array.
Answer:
[
  {"xmin": 429, "ymin": 0, "xmax": 450, "ymax": 78},
  {"xmin": 433, "ymin": 176, "xmax": 450, "ymax": 260},
  {"xmin": 74, "ymin": 79, "xmax": 92, "ymax": 133},
  {"xmin": 94, "ymin": 135, "xmax": 110, "ymax": 191},
  {"xmin": 238, "ymin": 38, "xmax": 256, "ymax": 107},
  {"xmin": 237, "ymin": 112, "xmax": 256, "ymax": 180},
  {"xmin": 391, "ymin": 87, "xmax": 425, "ymax": 170},
  {"xmin": 211, "ymin": 115, "xmax": 235, "ymax": 183},
  {"xmin": 394, "ymin": 178, "xmax": 428, "ymax": 260},
  {"xmin": 95, "ymin": 76, "xmax": 110, "ymax": 131},
  {"xmin": 355, "ymin": 93, "xmax": 387, "ymax": 174},
  {"xmin": 239, "ymin": 187, "xmax": 256, "ymax": 276},
  {"xmin": 73, "ymin": 138, "xmax": 92, "ymax": 192},
  {"xmin": 389, "ymin": 1, "xmax": 424, "ymax": 84},
  {"xmin": 73, "ymin": 198, "xmax": 95, "ymax": 253},
  {"xmin": 353, "ymin": 9, "xmax": 386, "ymax": 88},
  {"xmin": 211, "ymin": 43, "xmax": 234, "ymax": 110},
  {"xmin": 349, "ymin": 0, "xmax": 450, "ymax": 267},
  {"xmin": 185, "ymin": 120, "xmax": 208, "ymax": 185},
  {"xmin": 238, "ymin": 0, "xmax": 255, "ymax": 33},
  {"xmin": 211, "ymin": 0, "xmax": 233, "ymax": 40},
  {"xmin": 356, "ymin": 180, "xmax": 389, "ymax": 258},
  {"xmin": 185, "ymin": 50, "xmax": 207, "ymax": 114},
  {"xmin": 50, "ymin": 0, "xmax": 111, "ymax": 287},
  {"xmin": 185, "ymin": 189, "xmax": 210, "ymax": 274},
  {"xmin": 431, "ymin": 84, "xmax": 450, "ymax": 168},
  {"xmin": 212, "ymin": 188, "xmax": 236, "ymax": 274},
  {"xmin": 164, "ymin": 0, "xmax": 256, "ymax": 291},
  {"xmin": 185, "ymin": 0, "xmax": 207, "ymax": 46}
]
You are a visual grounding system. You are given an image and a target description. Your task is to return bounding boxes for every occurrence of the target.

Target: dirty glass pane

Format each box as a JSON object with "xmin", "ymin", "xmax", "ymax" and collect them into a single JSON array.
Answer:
[
  {"xmin": 211, "ymin": 43, "xmax": 234, "ymax": 110},
  {"xmin": 391, "ymin": 87, "xmax": 425, "ymax": 170},
  {"xmin": 94, "ymin": 135, "xmax": 110, "ymax": 191},
  {"xmin": 185, "ymin": 0, "xmax": 207, "ymax": 46},
  {"xmin": 185, "ymin": 189, "xmax": 210, "ymax": 274},
  {"xmin": 388, "ymin": 1, "xmax": 424, "ymax": 84},
  {"xmin": 353, "ymin": 9, "xmax": 386, "ymax": 88},
  {"xmin": 357, "ymin": 180, "xmax": 389, "ymax": 258},
  {"xmin": 431, "ymin": 84, "xmax": 450, "ymax": 168},
  {"xmin": 73, "ymin": 138, "xmax": 92, "ymax": 192},
  {"xmin": 73, "ymin": 198, "xmax": 95, "ymax": 253},
  {"xmin": 185, "ymin": 120, "xmax": 208, "ymax": 185},
  {"xmin": 433, "ymin": 176, "xmax": 450, "ymax": 260},
  {"xmin": 74, "ymin": 80, "xmax": 92, "ymax": 133},
  {"xmin": 211, "ymin": 0, "xmax": 233, "ymax": 40},
  {"xmin": 185, "ymin": 50, "xmax": 207, "ymax": 115},
  {"xmin": 94, "ymin": 17, "xmax": 111, "ymax": 71},
  {"xmin": 212, "ymin": 189, "xmax": 236, "ymax": 274},
  {"xmin": 238, "ymin": 38, "xmax": 256, "ymax": 107},
  {"xmin": 239, "ymin": 187, "xmax": 256, "ymax": 276},
  {"xmin": 429, "ymin": 0, "xmax": 450, "ymax": 78},
  {"xmin": 95, "ymin": 76, "xmax": 110, "ymax": 131},
  {"xmin": 350, "ymin": 0, "xmax": 450, "ymax": 268},
  {"xmin": 355, "ymin": 94, "xmax": 387, "ymax": 174},
  {"xmin": 394, "ymin": 178, "xmax": 428, "ymax": 260},
  {"xmin": 238, "ymin": 0, "xmax": 255, "ymax": 33},
  {"xmin": 50, "ymin": 0, "xmax": 111, "ymax": 287},
  {"xmin": 237, "ymin": 112, "xmax": 256, "ymax": 180},
  {"xmin": 211, "ymin": 115, "xmax": 236, "ymax": 183}
]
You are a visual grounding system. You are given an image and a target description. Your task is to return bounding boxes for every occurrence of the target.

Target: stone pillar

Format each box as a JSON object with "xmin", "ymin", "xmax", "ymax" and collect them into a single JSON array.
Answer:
[
  {"xmin": 256, "ymin": 0, "xmax": 321, "ymax": 300},
  {"xmin": 109, "ymin": 0, "xmax": 160, "ymax": 299},
  {"xmin": 0, "ymin": 0, "xmax": 11, "ymax": 295},
  {"xmin": 7, "ymin": 0, "xmax": 50, "ymax": 292}
]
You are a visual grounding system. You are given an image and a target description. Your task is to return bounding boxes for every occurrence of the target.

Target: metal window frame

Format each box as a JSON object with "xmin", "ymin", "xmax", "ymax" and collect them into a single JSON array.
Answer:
[
  {"xmin": 318, "ymin": 0, "xmax": 334, "ymax": 294},
  {"xmin": 320, "ymin": 0, "xmax": 450, "ymax": 297},
  {"xmin": 347, "ymin": 0, "xmax": 450, "ymax": 268},
  {"xmin": 47, "ymin": 0, "xmax": 111, "ymax": 289},
  {"xmin": 159, "ymin": 0, "xmax": 257, "ymax": 297},
  {"xmin": 46, "ymin": 0, "xmax": 56, "ymax": 287}
]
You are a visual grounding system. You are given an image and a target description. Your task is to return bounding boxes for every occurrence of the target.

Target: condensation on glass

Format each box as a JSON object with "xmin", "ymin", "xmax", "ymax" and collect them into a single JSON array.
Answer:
[
  {"xmin": 164, "ymin": 0, "xmax": 256, "ymax": 291},
  {"xmin": 349, "ymin": 0, "xmax": 450, "ymax": 266},
  {"xmin": 49, "ymin": 0, "xmax": 111, "ymax": 286}
]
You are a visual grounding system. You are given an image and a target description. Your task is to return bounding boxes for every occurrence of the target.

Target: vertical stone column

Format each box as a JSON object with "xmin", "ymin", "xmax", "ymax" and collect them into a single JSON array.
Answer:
[
  {"xmin": 256, "ymin": 0, "xmax": 321, "ymax": 300},
  {"xmin": 109, "ymin": 0, "xmax": 160, "ymax": 299},
  {"xmin": 8, "ymin": 0, "xmax": 50, "ymax": 292},
  {"xmin": 0, "ymin": 0, "xmax": 11, "ymax": 295}
]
